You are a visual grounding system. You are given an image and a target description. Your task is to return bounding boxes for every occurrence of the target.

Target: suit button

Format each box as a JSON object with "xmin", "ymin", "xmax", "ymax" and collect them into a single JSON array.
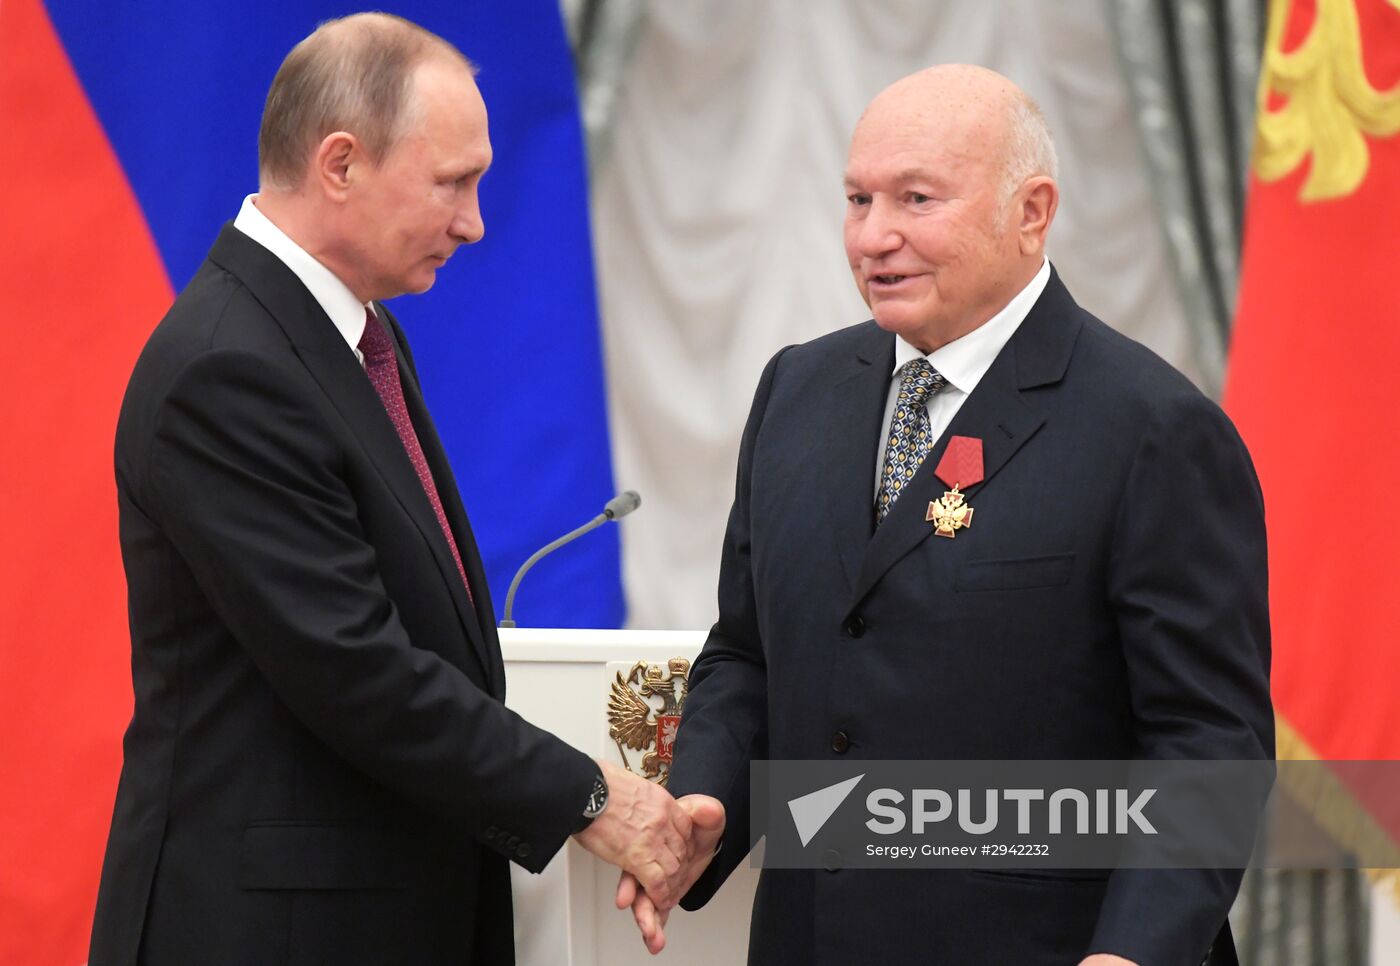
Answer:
[
  {"xmin": 842, "ymin": 615, "xmax": 865, "ymax": 638},
  {"xmin": 823, "ymin": 849, "xmax": 842, "ymax": 872},
  {"xmin": 506, "ymin": 835, "xmax": 520, "ymax": 850},
  {"xmin": 486, "ymin": 826, "xmax": 499, "ymax": 839},
  {"xmin": 517, "ymin": 843, "xmax": 532, "ymax": 859},
  {"xmin": 831, "ymin": 731, "xmax": 850, "ymax": 754}
]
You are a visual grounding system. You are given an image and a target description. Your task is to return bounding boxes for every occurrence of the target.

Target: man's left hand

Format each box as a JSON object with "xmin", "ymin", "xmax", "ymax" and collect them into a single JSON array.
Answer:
[{"xmin": 1081, "ymin": 956, "xmax": 1139, "ymax": 966}]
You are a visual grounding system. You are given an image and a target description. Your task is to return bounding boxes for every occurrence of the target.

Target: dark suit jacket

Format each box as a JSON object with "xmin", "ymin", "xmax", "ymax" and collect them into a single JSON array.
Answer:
[
  {"xmin": 667, "ymin": 270, "xmax": 1272, "ymax": 966},
  {"xmin": 89, "ymin": 225, "xmax": 597, "ymax": 966}
]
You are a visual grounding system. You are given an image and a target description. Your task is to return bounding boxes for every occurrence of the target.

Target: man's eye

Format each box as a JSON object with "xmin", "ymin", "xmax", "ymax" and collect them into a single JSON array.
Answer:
[
  {"xmin": 847, "ymin": 193, "xmax": 870, "ymax": 206},
  {"xmin": 909, "ymin": 192, "xmax": 931, "ymax": 204}
]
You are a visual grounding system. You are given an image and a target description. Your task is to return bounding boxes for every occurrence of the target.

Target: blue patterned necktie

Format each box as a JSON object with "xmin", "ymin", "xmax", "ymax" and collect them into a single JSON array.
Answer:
[{"xmin": 875, "ymin": 358, "xmax": 948, "ymax": 523}]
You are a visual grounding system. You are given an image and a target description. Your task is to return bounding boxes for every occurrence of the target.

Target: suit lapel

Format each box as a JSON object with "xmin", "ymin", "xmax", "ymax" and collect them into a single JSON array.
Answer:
[
  {"xmin": 379, "ymin": 308, "xmax": 502, "ymax": 695},
  {"xmin": 847, "ymin": 269, "xmax": 1082, "ymax": 612},
  {"xmin": 821, "ymin": 325, "xmax": 896, "ymax": 594},
  {"xmin": 207, "ymin": 226, "xmax": 492, "ymax": 681}
]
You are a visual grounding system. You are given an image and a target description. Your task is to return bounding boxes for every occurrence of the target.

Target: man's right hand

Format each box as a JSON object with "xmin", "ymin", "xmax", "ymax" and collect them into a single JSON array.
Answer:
[
  {"xmin": 615, "ymin": 794, "xmax": 726, "ymax": 954},
  {"xmin": 573, "ymin": 760, "xmax": 695, "ymax": 909}
]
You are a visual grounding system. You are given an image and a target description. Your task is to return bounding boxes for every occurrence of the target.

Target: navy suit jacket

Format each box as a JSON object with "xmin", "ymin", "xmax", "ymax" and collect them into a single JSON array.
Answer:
[
  {"xmin": 90, "ymin": 225, "xmax": 596, "ymax": 966},
  {"xmin": 668, "ymin": 270, "xmax": 1272, "ymax": 966}
]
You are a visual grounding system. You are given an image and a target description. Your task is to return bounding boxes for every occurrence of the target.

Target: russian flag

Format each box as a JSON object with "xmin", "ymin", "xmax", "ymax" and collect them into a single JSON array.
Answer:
[{"xmin": 0, "ymin": 2, "xmax": 619, "ymax": 961}]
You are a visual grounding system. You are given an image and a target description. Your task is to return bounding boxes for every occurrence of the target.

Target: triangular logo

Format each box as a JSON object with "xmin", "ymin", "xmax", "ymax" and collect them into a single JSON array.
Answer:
[{"xmin": 787, "ymin": 774, "xmax": 864, "ymax": 847}]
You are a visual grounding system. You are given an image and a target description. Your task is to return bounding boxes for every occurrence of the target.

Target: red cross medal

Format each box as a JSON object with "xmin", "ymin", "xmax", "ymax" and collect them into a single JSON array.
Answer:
[{"xmin": 926, "ymin": 436, "xmax": 984, "ymax": 538}]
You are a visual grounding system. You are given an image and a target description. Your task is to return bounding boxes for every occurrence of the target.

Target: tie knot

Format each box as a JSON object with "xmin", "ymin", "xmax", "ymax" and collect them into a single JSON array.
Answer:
[
  {"xmin": 896, "ymin": 358, "xmax": 947, "ymax": 406},
  {"xmin": 358, "ymin": 309, "xmax": 394, "ymax": 365}
]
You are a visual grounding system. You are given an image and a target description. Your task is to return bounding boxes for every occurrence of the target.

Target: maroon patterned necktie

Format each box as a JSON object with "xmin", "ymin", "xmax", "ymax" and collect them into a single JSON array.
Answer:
[{"xmin": 358, "ymin": 308, "xmax": 473, "ymax": 601}]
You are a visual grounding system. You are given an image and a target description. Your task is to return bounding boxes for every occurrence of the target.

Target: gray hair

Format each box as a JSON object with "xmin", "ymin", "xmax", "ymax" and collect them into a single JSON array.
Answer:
[
  {"xmin": 258, "ymin": 12, "xmax": 474, "ymax": 190},
  {"xmin": 1001, "ymin": 93, "xmax": 1059, "ymax": 202}
]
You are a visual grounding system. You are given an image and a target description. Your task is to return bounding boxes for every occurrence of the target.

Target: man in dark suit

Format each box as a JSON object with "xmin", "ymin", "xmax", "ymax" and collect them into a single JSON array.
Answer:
[
  {"xmin": 90, "ymin": 14, "xmax": 706, "ymax": 965},
  {"xmin": 621, "ymin": 65, "xmax": 1272, "ymax": 965}
]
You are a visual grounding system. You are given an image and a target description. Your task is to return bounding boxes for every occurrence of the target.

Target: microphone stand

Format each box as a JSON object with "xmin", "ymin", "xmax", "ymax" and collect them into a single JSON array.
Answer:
[{"xmin": 499, "ymin": 491, "xmax": 640, "ymax": 628}]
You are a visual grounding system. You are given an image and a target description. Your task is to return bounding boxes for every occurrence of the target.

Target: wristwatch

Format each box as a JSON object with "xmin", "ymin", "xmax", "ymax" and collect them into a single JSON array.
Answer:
[{"xmin": 574, "ymin": 772, "xmax": 609, "ymax": 832}]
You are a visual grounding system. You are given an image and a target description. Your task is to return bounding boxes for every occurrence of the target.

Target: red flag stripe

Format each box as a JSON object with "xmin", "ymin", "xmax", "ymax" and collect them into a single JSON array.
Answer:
[{"xmin": 0, "ymin": 0, "xmax": 174, "ymax": 961}]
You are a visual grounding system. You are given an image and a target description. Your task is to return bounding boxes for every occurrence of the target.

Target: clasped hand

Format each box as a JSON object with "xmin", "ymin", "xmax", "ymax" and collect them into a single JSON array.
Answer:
[
  {"xmin": 569, "ymin": 760, "xmax": 724, "ymax": 955},
  {"xmin": 572, "ymin": 760, "xmax": 725, "ymax": 932}
]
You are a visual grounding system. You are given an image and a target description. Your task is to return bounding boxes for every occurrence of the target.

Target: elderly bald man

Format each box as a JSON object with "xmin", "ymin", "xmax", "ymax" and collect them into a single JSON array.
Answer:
[
  {"xmin": 628, "ymin": 65, "xmax": 1272, "ymax": 966},
  {"xmin": 90, "ymin": 13, "xmax": 715, "ymax": 966}
]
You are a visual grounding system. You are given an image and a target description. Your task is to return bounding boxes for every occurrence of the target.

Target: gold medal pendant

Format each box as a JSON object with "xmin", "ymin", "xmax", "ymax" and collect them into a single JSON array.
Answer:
[
  {"xmin": 928, "ymin": 436, "xmax": 983, "ymax": 538},
  {"xmin": 926, "ymin": 484, "xmax": 974, "ymax": 538}
]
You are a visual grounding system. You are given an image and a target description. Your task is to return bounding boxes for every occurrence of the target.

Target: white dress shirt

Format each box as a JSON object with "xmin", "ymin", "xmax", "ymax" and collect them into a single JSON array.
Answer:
[
  {"xmin": 873, "ymin": 259, "xmax": 1051, "ymax": 499},
  {"xmin": 232, "ymin": 194, "xmax": 374, "ymax": 366}
]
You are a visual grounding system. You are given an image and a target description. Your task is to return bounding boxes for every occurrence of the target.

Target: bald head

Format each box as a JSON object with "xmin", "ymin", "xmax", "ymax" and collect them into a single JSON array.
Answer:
[
  {"xmin": 842, "ymin": 64, "xmax": 1060, "ymax": 352},
  {"xmin": 258, "ymin": 12, "xmax": 475, "ymax": 189},
  {"xmin": 859, "ymin": 65, "xmax": 1057, "ymax": 202}
]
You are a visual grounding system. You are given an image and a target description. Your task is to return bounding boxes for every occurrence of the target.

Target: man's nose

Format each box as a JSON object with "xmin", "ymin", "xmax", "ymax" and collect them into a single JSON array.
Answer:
[
  {"xmin": 856, "ymin": 197, "xmax": 901, "ymax": 258},
  {"xmin": 451, "ymin": 191, "xmax": 485, "ymax": 244}
]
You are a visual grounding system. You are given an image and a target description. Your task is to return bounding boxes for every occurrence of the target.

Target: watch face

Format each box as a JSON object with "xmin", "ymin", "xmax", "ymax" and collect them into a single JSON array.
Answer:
[{"xmin": 585, "ymin": 776, "xmax": 608, "ymax": 818}]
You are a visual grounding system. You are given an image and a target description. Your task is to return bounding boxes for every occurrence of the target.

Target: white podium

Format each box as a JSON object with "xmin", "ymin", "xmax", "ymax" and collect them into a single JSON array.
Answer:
[{"xmin": 500, "ymin": 628, "xmax": 758, "ymax": 966}]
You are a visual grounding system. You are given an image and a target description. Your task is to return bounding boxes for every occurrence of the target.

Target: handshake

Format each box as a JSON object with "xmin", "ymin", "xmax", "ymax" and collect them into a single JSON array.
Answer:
[{"xmin": 572, "ymin": 760, "xmax": 726, "ymax": 955}]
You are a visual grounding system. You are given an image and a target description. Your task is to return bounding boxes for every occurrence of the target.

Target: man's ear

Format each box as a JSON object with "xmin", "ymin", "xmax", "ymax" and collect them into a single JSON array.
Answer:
[
  {"xmin": 312, "ymin": 131, "xmax": 360, "ymax": 202},
  {"xmin": 1017, "ymin": 176, "xmax": 1058, "ymax": 257}
]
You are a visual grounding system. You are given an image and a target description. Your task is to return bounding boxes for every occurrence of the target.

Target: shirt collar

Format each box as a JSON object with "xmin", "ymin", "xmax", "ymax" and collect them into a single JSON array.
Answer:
[
  {"xmin": 232, "ymin": 194, "xmax": 372, "ymax": 357},
  {"xmin": 892, "ymin": 258, "xmax": 1051, "ymax": 394}
]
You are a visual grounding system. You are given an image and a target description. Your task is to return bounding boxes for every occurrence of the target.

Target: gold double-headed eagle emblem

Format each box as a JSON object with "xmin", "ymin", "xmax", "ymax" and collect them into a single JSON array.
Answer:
[
  {"xmin": 607, "ymin": 659, "xmax": 691, "ymax": 785},
  {"xmin": 925, "ymin": 484, "xmax": 974, "ymax": 538}
]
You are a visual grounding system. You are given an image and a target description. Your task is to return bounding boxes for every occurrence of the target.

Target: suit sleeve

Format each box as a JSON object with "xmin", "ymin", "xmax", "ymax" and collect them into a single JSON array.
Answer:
[
  {"xmin": 146, "ymin": 349, "xmax": 596, "ymax": 873},
  {"xmin": 667, "ymin": 346, "xmax": 791, "ymax": 910},
  {"xmin": 1090, "ymin": 389, "xmax": 1274, "ymax": 966}
]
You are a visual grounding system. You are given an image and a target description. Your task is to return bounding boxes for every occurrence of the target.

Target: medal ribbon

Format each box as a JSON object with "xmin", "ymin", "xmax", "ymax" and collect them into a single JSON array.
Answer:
[{"xmin": 933, "ymin": 435, "xmax": 984, "ymax": 490}]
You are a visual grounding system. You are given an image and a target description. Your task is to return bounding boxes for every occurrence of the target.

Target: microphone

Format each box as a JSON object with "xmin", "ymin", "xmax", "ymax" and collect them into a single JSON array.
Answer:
[
  {"xmin": 498, "ymin": 490, "xmax": 641, "ymax": 628},
  {"xmin": 603, "ymin": 490, "xmax": 641, "ymax": 519}
]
